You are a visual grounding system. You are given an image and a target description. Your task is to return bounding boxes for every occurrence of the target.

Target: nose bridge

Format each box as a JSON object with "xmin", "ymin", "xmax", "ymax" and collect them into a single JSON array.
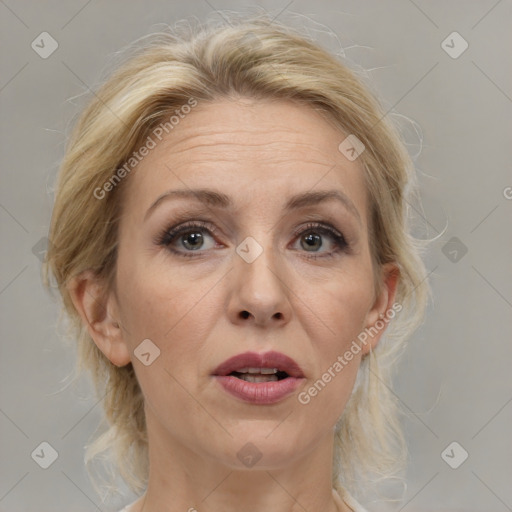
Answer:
[
  {"xmin": 236, "ymin": 233, "xmax": 285, "ymax": 295},
  {"xmin": 229, "ymin": 232, "xmax": 291, "ymax": 325}
]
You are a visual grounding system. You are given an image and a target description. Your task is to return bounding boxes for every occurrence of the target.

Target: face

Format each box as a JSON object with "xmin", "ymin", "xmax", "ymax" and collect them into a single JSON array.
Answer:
[{"xmin": 88, "ymin": 98, "xmax": 396, "ymax": 470}]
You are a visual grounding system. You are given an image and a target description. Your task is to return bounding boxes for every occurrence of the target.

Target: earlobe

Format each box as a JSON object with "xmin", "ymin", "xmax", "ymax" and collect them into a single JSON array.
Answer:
[
  {"xmin": 66, "ymin": 270, "xmax": 131, "ymax": 367},
  {"xmin": 360, "ymin": 263, "xmax": 400, "ymax": 355}
]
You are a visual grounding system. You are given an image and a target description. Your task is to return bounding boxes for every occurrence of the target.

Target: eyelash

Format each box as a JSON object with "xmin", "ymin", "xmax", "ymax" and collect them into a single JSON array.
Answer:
[{"xmin": 155, "ymin": 220, "xmax": 349, "ymax": 260}]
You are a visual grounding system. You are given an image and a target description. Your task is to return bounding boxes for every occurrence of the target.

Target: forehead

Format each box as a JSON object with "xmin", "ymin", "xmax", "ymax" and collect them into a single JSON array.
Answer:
[
  {"xmin": 122, "ymin": 98, "xmax": 368, "ymax": 223},
  {"xmin": 150, "ymin": 98, "xmax": 346, "ymax": 162}
]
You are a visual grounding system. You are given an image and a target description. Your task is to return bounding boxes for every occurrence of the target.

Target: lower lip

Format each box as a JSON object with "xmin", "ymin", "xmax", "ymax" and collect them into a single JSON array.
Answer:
[{"xmin": 213, "ymin": 375, "xmax": 304, "ymax": 404}]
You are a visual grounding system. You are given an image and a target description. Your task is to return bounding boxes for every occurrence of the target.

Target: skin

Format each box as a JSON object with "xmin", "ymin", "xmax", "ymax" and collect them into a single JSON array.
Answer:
[{"xmin": 69, "ymin": 97, "xmax": 398, "ymax": 512}]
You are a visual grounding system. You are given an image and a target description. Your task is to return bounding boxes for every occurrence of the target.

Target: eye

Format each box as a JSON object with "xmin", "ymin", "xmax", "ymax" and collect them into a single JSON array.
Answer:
[
  {"xmin": 155, "ymin": 219, "xmax": 349, "ymax": 260},
  {"xmin": 291, "ymin": 222, "xmax": 348, "ymax": 259},
  {"xmin": 156, "ymin": 220, "xmax": 219, "ymax": 257}
]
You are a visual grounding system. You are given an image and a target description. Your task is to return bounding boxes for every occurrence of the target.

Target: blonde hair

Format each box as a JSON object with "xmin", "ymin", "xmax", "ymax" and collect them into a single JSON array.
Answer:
[{"xmin": 43, "ymin": 14, "xmax": 430, "ymax": 502}]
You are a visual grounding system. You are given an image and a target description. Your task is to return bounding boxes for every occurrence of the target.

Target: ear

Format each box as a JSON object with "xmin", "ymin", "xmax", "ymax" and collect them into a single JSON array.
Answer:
[
  {"xmin": 67, "ymin": 270, "xmax": 131, "ymax": 367},
  {"xmin": 360, "ymin": 262, "xmax": 400, "ymax": 356}
]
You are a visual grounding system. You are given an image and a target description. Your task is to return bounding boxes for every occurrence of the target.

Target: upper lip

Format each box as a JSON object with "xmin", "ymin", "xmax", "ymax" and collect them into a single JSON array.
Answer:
[{"xmin": 212, "ymin": 350, "xmax": 305, "ymax": 378}]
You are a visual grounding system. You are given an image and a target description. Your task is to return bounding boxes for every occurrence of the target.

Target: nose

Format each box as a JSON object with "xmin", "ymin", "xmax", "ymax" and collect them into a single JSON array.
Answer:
[{"xmin": 226, "ymin": 241, "xmax": 292, "ymax": 328}]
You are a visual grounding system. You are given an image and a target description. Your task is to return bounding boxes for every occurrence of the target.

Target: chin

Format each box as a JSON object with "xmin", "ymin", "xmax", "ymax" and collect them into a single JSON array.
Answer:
[{"xmin": 207, "ymin": 427, "xmax": 311, "ymax": 471}]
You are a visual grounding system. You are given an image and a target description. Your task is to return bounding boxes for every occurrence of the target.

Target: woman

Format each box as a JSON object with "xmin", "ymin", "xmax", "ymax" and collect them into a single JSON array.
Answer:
[{"xmin": 44, "ymin": 15, "xmax": 429, "ymax": 512}]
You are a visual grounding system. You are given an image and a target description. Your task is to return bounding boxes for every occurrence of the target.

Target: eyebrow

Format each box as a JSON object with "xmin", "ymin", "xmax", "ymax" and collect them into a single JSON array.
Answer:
[{"xmin": 144, "ymin": 188, "xmax": 362, "ymax": 225}]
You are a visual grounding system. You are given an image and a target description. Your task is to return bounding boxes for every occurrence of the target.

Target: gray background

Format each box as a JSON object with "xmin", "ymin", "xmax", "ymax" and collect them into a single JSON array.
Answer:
[{"xmin": 1, "ymin": 1, "xmax": 511, "ymax": 511}]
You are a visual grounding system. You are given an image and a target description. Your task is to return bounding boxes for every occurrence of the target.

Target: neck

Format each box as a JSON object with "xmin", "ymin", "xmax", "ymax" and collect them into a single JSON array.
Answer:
[{"xmin": 130, "ymin": 411, "xmax": 350, "ymax": 512}]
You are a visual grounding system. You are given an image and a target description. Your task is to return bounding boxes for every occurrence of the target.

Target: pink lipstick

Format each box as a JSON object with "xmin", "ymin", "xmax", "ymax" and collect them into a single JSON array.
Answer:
[{"xmin": 212, "ymin": 351, "xmax": 305, "ymax": 405}]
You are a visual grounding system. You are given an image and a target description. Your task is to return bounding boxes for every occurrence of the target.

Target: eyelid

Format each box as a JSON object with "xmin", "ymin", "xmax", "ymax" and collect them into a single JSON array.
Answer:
[
  {"xmin": 291, "ymin": 221, "xmax": 343, "ymax": 239},
  {"xmin": 290, "ymin": 221, "xmax": 349, "ymax": 255},
  {"xmin": 155, "ymin": 219, "xmax": 219, "ymax": 247},
  {"xmin": 290, "ymin": 211, "xmax": 355, "ymax": 240},
  {"xmin": 156, "ymin": 217, "xmax": 351, "ymax": 259}
]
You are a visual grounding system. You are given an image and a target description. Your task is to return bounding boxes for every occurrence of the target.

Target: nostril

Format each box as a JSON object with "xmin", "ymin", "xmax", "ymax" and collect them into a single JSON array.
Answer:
[{"xmin": 240, "ymin": 310, "xmax": 250, "ymax": 319}]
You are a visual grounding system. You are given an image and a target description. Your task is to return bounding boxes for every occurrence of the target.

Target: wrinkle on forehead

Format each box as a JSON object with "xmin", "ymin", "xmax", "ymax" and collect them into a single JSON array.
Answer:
[
  {"xmin": 152, "ymin": 98, "xmax": 344, "ymax": 163},
  {"xmin": 125, "ymin": 98, "xmax": 368, "ymax": 227}
]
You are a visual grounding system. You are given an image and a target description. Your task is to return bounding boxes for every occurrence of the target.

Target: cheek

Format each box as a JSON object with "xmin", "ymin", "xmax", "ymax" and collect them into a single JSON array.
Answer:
[
  {"xmin": 305, "ymin": 266, "xmax": 375, "ymax": 348},
  {"xmin": 115, "ymin": 261, "xmax": 218, "ymax": 406},
  {"xmin": 116, "ymin": 247, "xmax": 187, "ymax": 327},
  {"xmin": 297, "ymin": 275, "xmax": 373, "ymax": 426},
  {"xmin": 115, "ymin": 255, "xmax": 222, "ymax": 363},
  {"xmin": 291, "ymin": 263, "xmax": 374, "ymax": 415}
]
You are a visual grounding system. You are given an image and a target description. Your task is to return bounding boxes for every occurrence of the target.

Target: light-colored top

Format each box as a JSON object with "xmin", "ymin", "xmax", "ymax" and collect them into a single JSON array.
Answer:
[{"xmin": 118, "ymin": 488, "xmax": 369, "ymax": 512}]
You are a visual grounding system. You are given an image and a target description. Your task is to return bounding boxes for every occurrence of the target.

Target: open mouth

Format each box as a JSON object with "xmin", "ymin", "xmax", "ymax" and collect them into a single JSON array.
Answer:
[
  {"xmin": 228, "ymin": 368, "xmax": 289, "ymax": 383},
  {"xmin": 212, "ymin": 353, "xmax": 304, "ymax": 404}
]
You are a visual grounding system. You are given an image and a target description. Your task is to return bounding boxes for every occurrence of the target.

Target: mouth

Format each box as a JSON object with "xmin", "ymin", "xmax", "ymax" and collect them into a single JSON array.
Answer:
[
  {"xmin": 211, "ymin": 351, "xmax": 305, "ymax": 405},
  {"xmin": 212, "ymin": 350, "xmax": 304, "ymax": 380},
  {"xmin": 228, "ymin": 368, "xmax": 290, "ymax": 383}
]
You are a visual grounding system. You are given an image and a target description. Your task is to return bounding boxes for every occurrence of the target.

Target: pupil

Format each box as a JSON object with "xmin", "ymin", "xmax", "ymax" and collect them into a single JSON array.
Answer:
[
  {"xmin": 302, "ymin": 232, "xmax": 321, "ymax": 251},
  {"xmin": 182, "ymin": 232, "xmax": 203, "ymax": 250}
]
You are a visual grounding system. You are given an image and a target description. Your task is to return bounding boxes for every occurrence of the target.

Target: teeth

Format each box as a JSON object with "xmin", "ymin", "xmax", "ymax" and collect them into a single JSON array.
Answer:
[
  {"xmin": 259, "ymin": 368, "xmax": 278, "ymax": 374},
  {"xmin": 236, "ymin": 367, "xmax": 278, "ymax": 374},
  {"xmin": 238, "ymin": 374, "xmax": 279, "ymax": 383}
]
